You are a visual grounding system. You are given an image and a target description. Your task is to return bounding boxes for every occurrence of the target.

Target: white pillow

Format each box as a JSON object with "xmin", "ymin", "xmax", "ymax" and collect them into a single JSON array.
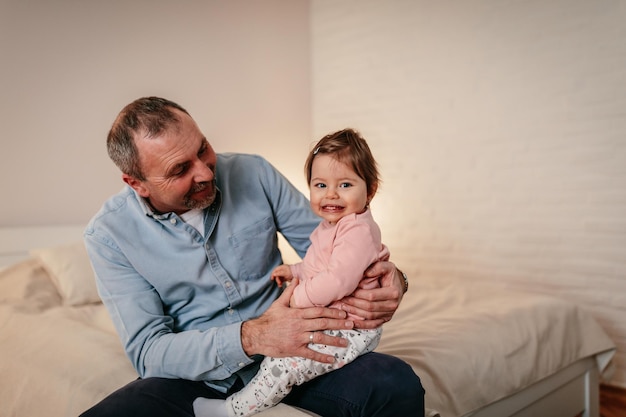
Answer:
[{"xmin": 30, "ymin": 242, "xmax": 100, "ymax": 306}]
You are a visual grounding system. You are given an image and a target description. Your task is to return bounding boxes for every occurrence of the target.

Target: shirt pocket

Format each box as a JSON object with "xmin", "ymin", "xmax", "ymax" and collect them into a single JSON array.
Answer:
[{"xmin": 229, "ymin": 216, "xmax": 278, "ymax": 280}]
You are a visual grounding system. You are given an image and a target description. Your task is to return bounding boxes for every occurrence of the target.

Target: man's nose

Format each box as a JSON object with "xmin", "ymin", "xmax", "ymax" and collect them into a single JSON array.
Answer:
[{"xmin": 193, "ymin": 159, "xmax": 214, "ymax": 183}]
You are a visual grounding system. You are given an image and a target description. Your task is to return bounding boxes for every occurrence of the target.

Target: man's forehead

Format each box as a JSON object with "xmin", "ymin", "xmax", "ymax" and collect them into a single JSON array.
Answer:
[{"xmin": 143, "ymin": 133, "xmax": 208, "ymax": 172}]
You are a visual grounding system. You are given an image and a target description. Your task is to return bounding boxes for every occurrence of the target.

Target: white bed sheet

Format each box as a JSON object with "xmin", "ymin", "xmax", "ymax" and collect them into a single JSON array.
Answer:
[{"xmin": 0, "ymin": 253, "xmax": 616, "ymax": 417}]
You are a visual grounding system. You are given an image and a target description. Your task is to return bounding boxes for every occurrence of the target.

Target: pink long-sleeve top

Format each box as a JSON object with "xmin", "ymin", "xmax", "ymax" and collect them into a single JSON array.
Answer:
[{"xmin": 290, "ymin": 209, "xmax": 390, "ymax": 320}]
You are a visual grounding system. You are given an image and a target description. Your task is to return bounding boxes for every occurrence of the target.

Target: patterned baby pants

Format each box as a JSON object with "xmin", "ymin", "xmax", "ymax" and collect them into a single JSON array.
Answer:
[{"xmin": 225, "ymin": 327, "xmax": 382, "ymax": 417}]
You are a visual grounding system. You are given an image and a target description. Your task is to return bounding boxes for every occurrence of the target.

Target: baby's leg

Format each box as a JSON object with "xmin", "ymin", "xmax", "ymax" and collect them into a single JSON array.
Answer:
[
  {"xmin": 225, "ymin": 328, "xmax": 381, "ymax": 417},
  {"xmin": 226, "ymin": 356, "xmax": 311, "ymax": 416}
]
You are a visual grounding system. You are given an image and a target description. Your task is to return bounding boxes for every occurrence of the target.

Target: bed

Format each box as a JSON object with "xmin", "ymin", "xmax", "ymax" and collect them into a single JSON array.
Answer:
[{"xmin": 0, "ymin": 225, "xmax": 616, "ymax": 417}]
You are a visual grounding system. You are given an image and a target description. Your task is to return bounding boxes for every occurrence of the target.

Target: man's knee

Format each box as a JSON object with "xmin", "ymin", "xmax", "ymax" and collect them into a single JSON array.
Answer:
[
  {"xmin": 358, "ymin": 353, "xmax": 425, "ymax": 401},
  {"xmin": 330, "ymin": 352, "xmax": 425, "ymax": 416},
  {"xmin": 284, "ymin": 352, "xmax": 426, "ymax": 417}
]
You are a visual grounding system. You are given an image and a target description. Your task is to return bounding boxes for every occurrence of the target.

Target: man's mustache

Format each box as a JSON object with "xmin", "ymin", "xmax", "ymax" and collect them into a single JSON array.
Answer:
[{"xmin": 190, "ymin": 180, "xmax": 214, "ymax": 193}]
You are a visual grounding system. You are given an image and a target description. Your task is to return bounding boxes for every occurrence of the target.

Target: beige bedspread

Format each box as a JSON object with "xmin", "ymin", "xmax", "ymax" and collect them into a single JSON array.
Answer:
[
  {"xmin": 377, "ymin": 279, "xmax": 616, "ymax": 416},
  {"xmin": 0, "ymin": 256, "xmax": 615, "ymax": 417}
]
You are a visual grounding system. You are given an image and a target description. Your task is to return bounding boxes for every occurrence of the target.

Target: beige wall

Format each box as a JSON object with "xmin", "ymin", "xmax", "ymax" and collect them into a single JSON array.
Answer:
[
  {"xmin": 311, "ymin": 0, "xmax": 626, "ymax": 387},
  {"xmin": 0, "ymin": 0, "xmax": 311, "ymax": 226}
]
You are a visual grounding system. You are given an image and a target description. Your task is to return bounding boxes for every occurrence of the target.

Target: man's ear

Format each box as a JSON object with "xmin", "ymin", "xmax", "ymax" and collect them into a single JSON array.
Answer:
[{"xmin": 122, "ymin": 174, "xmax": 149, "ymax": 198}]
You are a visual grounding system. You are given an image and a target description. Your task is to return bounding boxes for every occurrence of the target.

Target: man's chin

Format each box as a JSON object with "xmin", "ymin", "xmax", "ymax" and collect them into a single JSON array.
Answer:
[{"xmin": 185, "ymin": 193, "xmax": 216, "ymax": 211}]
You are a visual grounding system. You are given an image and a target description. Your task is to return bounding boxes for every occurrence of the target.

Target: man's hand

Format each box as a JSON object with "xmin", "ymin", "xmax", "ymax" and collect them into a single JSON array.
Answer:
[
  {"xmin": 339, "ymin": 260, "xmax": 405, "ymax": 329},
  {"xmin": 241, "ymin": 278, "xmax": 353, "ymax": 364}
]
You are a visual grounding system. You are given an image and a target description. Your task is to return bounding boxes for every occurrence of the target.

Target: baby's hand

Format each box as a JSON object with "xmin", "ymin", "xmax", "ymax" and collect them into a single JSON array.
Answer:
[{"xmin": 270, "ymin": 264, "xmax": 293, "ymax": 287}]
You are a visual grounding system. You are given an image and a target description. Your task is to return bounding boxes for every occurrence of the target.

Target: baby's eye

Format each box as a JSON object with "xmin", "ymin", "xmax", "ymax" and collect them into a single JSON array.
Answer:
[
  {"xmin": 339, "ymin": 182, "xmax": 352, "ymax": 188},
  {"xmin": 314, "ymin": 183, "xmax": 327, "ymax": 188}
]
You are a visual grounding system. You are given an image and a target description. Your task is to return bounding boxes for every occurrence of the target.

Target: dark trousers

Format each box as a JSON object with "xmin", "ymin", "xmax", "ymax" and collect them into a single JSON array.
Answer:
[{"xmin": 79, "ymin": 352, "xmax": 425, "ymax": 417}]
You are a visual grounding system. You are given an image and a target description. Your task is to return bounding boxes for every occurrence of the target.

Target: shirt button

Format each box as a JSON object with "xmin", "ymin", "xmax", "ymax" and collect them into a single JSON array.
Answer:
[
  {"xmin": 225, "ymin": 281, "xmax": 232, "ymax": 288},
  {"xmin": 228, "ymin": 309, "xmax": 234, "ymax": 315},
  {"xmin": 238, "ymin": 362, "xmax": 245, "ymax": 367},
  {"xmin": 170, "ymin": 218, "xmax": 177, "ymax": 225}
]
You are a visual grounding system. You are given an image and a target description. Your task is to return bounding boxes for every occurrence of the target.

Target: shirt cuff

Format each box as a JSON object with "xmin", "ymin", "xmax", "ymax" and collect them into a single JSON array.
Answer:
[{"xmin": 216, "ymin": 321, "xmax": 256, "ymax": 374}]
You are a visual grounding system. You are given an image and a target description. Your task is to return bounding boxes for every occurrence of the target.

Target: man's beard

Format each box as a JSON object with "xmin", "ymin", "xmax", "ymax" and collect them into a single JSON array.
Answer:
[{"xmin": 184, "ymin": 180, "xmax": 217, "ymax": 210}]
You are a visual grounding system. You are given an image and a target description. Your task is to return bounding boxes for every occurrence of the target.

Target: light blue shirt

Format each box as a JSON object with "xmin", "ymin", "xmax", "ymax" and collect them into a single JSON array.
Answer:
[{"xmin": 84, "ymin": 153, "xmax": 320, "ymax": 392}]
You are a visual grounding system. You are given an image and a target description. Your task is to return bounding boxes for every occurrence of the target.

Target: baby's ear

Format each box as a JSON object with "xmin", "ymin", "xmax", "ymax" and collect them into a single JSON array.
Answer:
[{"xmin": 367, "ymin": 185, "xmax": 378, "ymax": 204}]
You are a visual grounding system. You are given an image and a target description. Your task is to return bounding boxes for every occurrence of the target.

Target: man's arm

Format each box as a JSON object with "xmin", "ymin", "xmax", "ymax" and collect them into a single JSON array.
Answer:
[
  {"xmin": 241, "ymin": 279, "xmax": 355, "ymax": 364},
  {"xmin": 339, "ymin": 260, "xmax": 406, "ymax": 328},
  {"xmin": 85, "ymin": 232, "xmax": 255, "ymax": 382}
]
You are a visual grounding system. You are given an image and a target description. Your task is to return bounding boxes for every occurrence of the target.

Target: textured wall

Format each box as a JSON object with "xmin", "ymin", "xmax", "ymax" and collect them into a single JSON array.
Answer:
[{"xmin": 312, "ymin": 0, "xmax": 626, "ymax": 387}]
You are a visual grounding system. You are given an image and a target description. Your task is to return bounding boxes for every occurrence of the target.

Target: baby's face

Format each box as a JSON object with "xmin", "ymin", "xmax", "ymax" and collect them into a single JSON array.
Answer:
[{"xmin": 308, "ymin": 154, "xmax": 369, "ymax": 224}]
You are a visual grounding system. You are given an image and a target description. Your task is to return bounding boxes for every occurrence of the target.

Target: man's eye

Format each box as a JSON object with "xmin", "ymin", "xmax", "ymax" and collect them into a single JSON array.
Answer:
[{"xmin": 172, "ymin": 164, "xmax": 188, "ymax": 177}]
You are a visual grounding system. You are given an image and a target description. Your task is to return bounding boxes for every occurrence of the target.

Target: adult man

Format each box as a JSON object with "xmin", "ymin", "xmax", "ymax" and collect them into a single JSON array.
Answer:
[{"xmin": 81, "ymin": 97, "xmax": 425, "ymax": 417}]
